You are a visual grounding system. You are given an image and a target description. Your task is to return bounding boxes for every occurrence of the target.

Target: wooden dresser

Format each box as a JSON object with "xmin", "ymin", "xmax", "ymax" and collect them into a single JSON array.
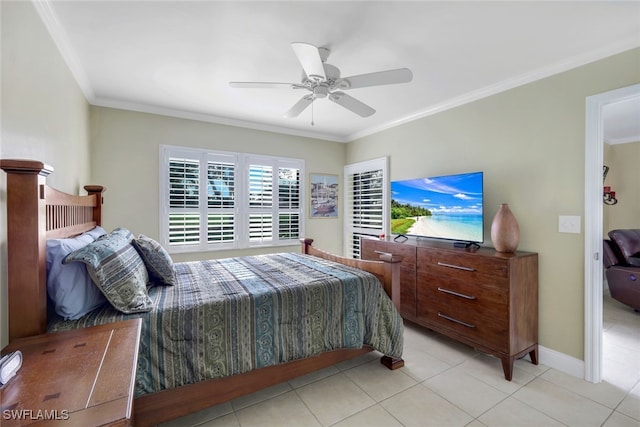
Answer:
[
  {"xmin": 362, "ymin": 238, "xmax": 538, "ymax": 380},
  {"xmin": 0, "ymin": 319, "xmax": 141, "ymax": 426}
]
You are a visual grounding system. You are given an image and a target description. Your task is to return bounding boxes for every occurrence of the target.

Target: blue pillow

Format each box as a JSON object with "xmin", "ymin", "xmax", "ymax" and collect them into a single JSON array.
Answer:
[
  {"xmin": 85, "ymin": 226, "xmax": 108, "ymax": 240},
  {"xmin": 46, "ymin": 226, "xmax": 108, "ymax": 320}
]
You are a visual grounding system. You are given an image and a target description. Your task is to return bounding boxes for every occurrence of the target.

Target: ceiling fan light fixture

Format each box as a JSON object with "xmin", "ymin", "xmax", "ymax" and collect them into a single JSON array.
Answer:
[{"xmin": 313, "ymin": 85, "xmax": 329, "ymax": 98}]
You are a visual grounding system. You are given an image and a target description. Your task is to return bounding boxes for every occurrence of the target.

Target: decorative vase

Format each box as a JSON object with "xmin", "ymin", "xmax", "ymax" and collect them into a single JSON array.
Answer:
[{"xmin": 490, "ymin": 203, "xmax": 520, "ymax": 252}]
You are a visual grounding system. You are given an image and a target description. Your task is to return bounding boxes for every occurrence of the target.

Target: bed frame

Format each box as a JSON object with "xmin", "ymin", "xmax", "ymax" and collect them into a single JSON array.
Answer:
[{"xmin": 1, "ymin": 159, "xmax": 404, "ymax": 426}]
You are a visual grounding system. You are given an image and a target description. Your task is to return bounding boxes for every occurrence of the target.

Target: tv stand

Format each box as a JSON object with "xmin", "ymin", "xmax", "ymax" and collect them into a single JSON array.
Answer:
[{"xmin": 362, "ymin": 238, "xmax": 538, "ymax": 381}]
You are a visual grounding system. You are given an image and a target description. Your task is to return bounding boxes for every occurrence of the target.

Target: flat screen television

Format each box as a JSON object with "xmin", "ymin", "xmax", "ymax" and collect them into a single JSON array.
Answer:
[{"xmin": 390, "ymin": 171, "xmax": 484, "ymax": 244}]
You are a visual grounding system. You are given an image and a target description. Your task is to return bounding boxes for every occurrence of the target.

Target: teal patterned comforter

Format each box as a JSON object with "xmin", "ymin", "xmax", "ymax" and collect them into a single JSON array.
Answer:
[{"xmin": 48, "ymin": 253, "xmax": 404, "ymax": 397}]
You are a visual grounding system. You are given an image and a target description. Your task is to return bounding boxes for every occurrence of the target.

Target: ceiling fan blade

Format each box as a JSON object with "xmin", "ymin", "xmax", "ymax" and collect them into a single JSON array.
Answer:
[
  {"xmin": 337, "ymin": 68, "xmax": 413, "ymax": 90},
  {"xmin": 284, "ymin": 95, "xmax": 314, "ymax": 118},
  {"xmin": 229, "ymin": 82, "xmax": 302, "ymax": 89},
  {"xmin": 291, "ymin": 42, "xmax": 326, "ymax": 81},
  {"xmin": 328, "ymin": 92, "xmax": 375, "ymax": 117}
]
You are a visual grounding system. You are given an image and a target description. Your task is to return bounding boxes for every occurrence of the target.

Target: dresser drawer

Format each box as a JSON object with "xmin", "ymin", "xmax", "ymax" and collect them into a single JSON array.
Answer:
[
  {"xmin": 417, "ymin": 248, "xmax": 509, "ymax": 287},
  {"xmin": 419, "ymin": 305, "xmax": 508, "ymax": 349},
  {"xmin": 417, "ymin": 272, "xmax": 508, "ymax": 318}
]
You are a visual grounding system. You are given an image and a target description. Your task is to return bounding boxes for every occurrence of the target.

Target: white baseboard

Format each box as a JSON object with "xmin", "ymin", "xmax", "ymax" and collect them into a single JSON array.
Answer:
[{"xmin": 537, "ymin": 345, "xmax": 585, "ymax": 379}]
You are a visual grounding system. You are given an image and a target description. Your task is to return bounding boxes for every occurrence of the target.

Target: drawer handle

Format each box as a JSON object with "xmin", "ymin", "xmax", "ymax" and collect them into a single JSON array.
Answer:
[
  {"xmin": 374, "ymin": 250, "xmax": 393, "ymax": 256},
  {"xmin": 437, "ymin": 287, "xmax": 477, "ymax": 300},
  {"xmin": 437, "ymin": 262, "xmax": 475, "ymax": 272},
  {"xmin": 438, "ymin": 312, "xmax": 476, "ymax": 328}
]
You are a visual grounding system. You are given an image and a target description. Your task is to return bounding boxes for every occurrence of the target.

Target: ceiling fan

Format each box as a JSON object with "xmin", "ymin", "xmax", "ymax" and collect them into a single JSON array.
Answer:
[{"xmin": 229, "ymin": 42, "xmax": 413, "ymax": 121}]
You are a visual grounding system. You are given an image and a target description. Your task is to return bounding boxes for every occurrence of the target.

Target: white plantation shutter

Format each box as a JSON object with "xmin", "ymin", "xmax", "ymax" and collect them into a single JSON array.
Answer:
[
  {"xmin": 163, "ymin": 149, "xmax": 238, "ymax": 251},
  {"xmin": 344, "ymin": 157, "xmax": 388, "ymax": 259},
  {"xmin": 248, "ymin": 164, "xmax": 273, "ymax": 244},
  {"xmin": 246, "ymin": 156, "xmax": 303, "ymax": 246},
  {"xmin": 168, "ymin": 158, "xmax": 201, "ymax": 246},
  {"xmin": 278, "ymin": 166, "xmax": 301, "ymax": 241},
  {"xmin": 206, "ymin": 157, "xmax": 236, "ymax": 244},
  {"xmin": 161, "ymin": 146, "xmax": 303, "ymax": 252}
]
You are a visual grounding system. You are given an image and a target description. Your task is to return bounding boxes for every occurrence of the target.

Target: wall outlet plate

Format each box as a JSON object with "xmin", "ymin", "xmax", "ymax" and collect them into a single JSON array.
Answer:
[{"xmin": 559, "ymin": 215, "xmax": 581, "ymax": 234}]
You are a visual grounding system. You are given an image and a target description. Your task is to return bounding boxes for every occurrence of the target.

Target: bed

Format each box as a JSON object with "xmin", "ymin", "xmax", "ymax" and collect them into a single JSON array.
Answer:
[{"xmin": 1, "ymin": 159, "xmax": 404, "ymax": 426}]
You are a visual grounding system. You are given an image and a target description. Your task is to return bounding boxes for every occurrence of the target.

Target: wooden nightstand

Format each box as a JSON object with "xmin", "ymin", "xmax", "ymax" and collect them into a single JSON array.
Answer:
[{"xmin": 0, "ymin": 319, "xmax": 141, "ymax": 426}]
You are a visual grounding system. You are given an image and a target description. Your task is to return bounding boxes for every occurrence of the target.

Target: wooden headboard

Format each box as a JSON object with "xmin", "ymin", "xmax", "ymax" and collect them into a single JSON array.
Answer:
[{"xmin": 1, "ymin": 159, "xmax": 105, "ymax": 342}]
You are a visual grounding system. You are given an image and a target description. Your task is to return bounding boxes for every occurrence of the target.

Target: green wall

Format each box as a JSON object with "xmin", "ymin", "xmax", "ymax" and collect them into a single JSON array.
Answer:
[
  {"xmin": 346, "ymin": 48, "xmax": 640, "ymax": 360},
  {"xmin": 89, "ymin": 106, "xmax": 346, "ymax": 262}
]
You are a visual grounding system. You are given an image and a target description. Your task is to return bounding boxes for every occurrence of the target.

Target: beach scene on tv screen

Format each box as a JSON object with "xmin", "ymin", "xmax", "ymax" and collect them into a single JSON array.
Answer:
[{"xmin": 391, "ymin": 172, "xmax": 483, "ymax": 242}]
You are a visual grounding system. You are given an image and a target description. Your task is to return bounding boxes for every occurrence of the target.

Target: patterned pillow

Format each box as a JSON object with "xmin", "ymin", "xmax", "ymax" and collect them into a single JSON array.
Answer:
[
  {"xmin": 132, "ymin": 234, "xmax": 176, "ymax": 286},
  {"xmin": 63, "ymin": 228, "xmax": 154, "ymax": 314}
]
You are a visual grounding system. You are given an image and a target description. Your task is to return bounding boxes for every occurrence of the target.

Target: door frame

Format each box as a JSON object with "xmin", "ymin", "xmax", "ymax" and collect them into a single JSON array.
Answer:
[{"xmin": 584, "ymin": 83, "xmax": 640, "ymax": 383}]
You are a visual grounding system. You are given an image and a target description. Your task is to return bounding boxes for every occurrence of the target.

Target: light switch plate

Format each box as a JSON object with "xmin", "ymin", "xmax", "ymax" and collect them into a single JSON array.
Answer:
[{"xmin": 559, "ymin": 215, "xmax": 581, "ymax": 233}]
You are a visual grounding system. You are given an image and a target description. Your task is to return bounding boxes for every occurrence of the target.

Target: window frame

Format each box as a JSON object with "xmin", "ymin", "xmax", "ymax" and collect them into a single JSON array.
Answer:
[{"xmin": 160, "ymin": 145, "xmax": 305, "ymax": 253}]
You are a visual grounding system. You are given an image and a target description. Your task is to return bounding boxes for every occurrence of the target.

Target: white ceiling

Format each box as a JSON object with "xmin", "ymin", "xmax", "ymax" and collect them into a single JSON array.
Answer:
[
  {"xmin": 603, "ymin": 97, "xmax": 640, "ymax": 145},
  {"xmin": 36, "ymin": 1, "xmax": 640, "ymax": 143}
]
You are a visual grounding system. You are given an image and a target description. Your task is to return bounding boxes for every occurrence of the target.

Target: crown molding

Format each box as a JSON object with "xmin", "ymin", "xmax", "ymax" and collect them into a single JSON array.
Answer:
[
  {"xmin": 33, "ymin": 0, "xmax": 95, "ymax": 101},
  {"xmin": 604, "ymin": 135, "xmax": 640, "ymax": 145},
  {"xmin": 347, "ymin": 37, "xmax": 640, "ymax": 142},
  {"xmin": 91, "ymin": 97, "xmax": 348, "ymax": 143}
]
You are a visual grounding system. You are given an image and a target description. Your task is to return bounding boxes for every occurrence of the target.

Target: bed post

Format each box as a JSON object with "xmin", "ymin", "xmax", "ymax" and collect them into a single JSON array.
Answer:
[
  {"xmin": 1, "ymin": 159, "xmax": 53, "ymax": 341},
  {"xmin": 372, "ymin": 251, "xmax": 405, "ymax": 370},
  {"xmin": 376, "ymin": 253, "xmax": 402, "ymax": 310},
  {"xmin": 301, "ymin": 237, "xmax": 314, "ymax": 254},
  {"xmin": 84, "ymin": 185, "xmax": 105, "ymax": 226}
]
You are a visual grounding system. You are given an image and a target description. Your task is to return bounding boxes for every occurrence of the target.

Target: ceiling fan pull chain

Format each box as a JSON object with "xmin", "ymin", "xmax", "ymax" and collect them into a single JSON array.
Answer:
[{"xmin": 311, "ymin": 97, "xmax": 315, "ymax": 126}]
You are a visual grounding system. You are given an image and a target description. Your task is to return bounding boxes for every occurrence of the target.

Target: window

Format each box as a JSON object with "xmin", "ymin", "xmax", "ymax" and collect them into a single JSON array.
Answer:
[
  {"xmin": 246, "ymin": 156, "xmax": 302, "ymax": 245},
  {"xmin": 160, "ymin": 146, "xmax": 304, "ymax": 253},
  {"xmin": 343, "ymin": 157, "xmax": 388, "ymax": 259}
]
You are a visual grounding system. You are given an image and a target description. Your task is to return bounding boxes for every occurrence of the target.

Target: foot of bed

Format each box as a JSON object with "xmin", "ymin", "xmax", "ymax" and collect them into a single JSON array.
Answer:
[{"xmin": 380, "ymin": 356, "xmax": 404, "ymax": 370}]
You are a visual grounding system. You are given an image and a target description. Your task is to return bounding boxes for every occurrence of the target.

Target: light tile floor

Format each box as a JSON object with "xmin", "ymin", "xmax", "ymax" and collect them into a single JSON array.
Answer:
[{"xmin": 160, "ymin": 292, "xmax": 639, "ymax": 427}]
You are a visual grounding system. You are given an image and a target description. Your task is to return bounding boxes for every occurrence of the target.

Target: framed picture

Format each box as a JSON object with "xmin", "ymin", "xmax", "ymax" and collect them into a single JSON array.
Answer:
[{"xmin": 310, "ymin": 173, "xmax": 338, "ymax": 218}]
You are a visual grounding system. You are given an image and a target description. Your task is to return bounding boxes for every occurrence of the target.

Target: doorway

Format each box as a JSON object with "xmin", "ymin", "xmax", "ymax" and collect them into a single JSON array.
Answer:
[{"xmin": 584, "ymin": 83, "xmax": 640, "ymax": 383}]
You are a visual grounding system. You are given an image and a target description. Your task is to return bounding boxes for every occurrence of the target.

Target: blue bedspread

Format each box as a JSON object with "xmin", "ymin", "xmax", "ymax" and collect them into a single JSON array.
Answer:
[{"xmin": 48, "ymin": 253, "xmax": 403, "ymax": 396}]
